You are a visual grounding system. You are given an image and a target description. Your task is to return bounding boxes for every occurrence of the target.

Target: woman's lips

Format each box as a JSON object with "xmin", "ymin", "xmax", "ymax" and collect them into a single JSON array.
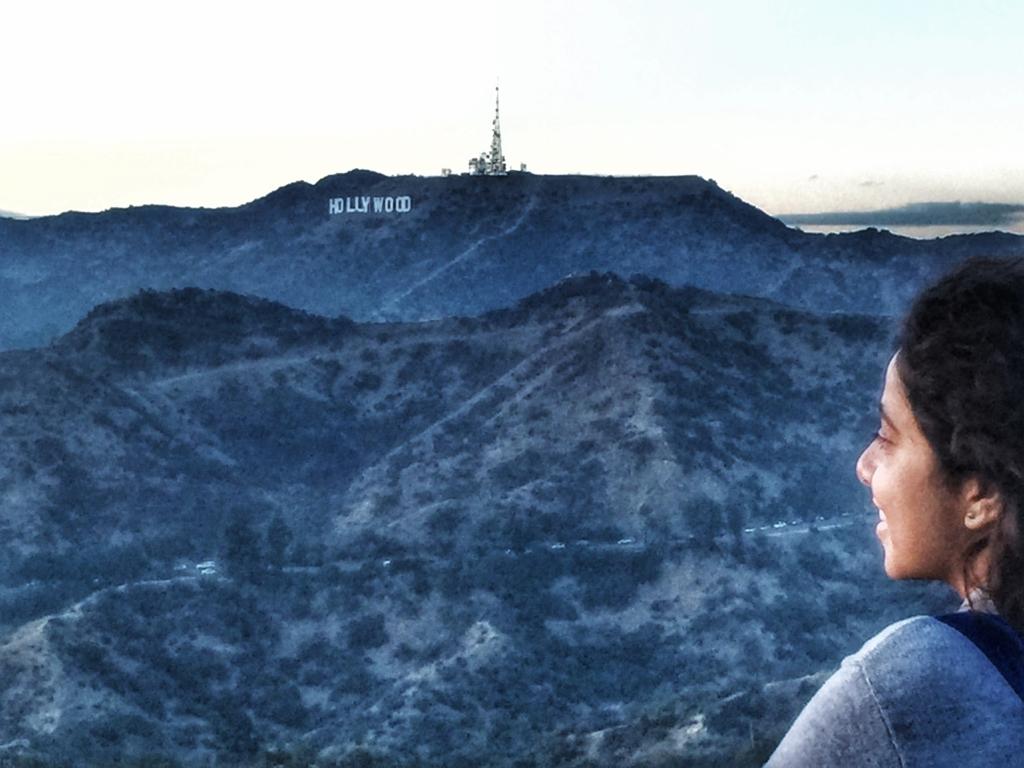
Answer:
[{"xmin": 875, "ymin": 503, "xmax": 888, "ymax": 538}]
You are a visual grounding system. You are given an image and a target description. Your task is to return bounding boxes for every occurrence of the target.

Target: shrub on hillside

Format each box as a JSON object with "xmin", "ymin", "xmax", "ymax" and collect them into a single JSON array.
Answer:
[{"xmin": 348, "ymin": 613, "xmax": 388, "ymax": 650}]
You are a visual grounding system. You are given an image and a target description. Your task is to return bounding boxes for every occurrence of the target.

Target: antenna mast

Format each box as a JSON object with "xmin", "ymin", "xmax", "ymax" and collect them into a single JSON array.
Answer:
[
  {"xmin": 488, "ymin": 84, "xmax": 507, "ymax": 175},
  {"xmin": 468, "ymin": 82, "xmax": 509, "ymax": 176}
]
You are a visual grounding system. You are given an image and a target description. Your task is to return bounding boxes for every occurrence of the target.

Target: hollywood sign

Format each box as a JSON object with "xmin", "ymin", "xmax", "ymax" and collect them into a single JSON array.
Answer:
[{"xmin": 329, "ymin": 195, "xmax": 413, "ymax": 215}]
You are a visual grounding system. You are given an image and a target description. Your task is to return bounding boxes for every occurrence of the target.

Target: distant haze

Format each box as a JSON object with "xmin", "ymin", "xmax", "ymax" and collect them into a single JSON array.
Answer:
[
  {"xmin": 781, "ymin": 202, "xmax": 1024, "ymax": 238},
  {"xmin": 2, "ymin": 1, "xmax": 1023, "ymax": 217}
]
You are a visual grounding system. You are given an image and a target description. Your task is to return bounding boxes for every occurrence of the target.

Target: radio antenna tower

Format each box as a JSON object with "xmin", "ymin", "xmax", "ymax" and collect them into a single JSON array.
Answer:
[
  {"xmin": 469, "ymin": 83, "xmax": 508, "ymax": 175},
  {"xmin": 488, "ymin": 84, "xmax": 507, "ymax": 175}
]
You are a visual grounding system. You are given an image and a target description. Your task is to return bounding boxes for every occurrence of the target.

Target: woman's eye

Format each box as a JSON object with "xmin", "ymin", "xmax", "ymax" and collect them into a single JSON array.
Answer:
[{"xmin": 874, "ymin": 430, "xmax": 891, "ymax": 445}]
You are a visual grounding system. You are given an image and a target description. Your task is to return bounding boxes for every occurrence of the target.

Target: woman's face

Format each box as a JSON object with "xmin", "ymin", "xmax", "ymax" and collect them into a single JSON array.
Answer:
[{"xmin": 855, "ymin": 355, "xmax": 971, "ymax": 587}]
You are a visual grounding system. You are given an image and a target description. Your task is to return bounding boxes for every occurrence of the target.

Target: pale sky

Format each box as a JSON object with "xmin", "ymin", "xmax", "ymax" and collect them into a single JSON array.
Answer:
[{"xmin": 3, "ymin": 0, "xmax": 1023, "ymax": 218}]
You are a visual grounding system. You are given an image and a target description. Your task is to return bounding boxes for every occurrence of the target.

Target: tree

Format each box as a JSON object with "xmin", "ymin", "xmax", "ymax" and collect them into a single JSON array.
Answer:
[
  {"xmin": 265, "ymin": 514, "xmax": 293, "ymax": 570},
  {"xmin": 726, "ymin": 504, "xmax": 746, "ymax": 557},
  {"xmin": 686, "ymin": 495, "xmax": 724, "ymax": 543},
  {"xmin": 224, "ymin": 509, "xmax": 262, "ymax": 583}
]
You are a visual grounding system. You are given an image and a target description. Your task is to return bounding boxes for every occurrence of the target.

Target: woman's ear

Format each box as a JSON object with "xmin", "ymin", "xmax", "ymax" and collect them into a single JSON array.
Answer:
[{"xmin": 961, "ymin": 476, "xmax": 1003, "ymax": 532}]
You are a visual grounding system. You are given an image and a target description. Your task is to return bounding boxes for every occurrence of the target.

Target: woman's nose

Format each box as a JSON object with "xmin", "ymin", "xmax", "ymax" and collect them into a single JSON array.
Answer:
[{"xmin": 856, "ymin": 443, "xmax": 875, "ymax": 487}]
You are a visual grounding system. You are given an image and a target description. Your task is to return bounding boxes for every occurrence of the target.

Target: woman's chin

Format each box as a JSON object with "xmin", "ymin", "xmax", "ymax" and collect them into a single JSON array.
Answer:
[
  {"xmin": 882, "ymin": 556, "xmax": 920, "ymax": 581},
  {"xmin": 880, "ymin": 544, "xmax": 902, "ymax": 579}
]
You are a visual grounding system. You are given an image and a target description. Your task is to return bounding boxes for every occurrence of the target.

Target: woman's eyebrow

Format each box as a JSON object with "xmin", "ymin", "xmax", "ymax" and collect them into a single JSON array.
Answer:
[{"xmin": 879, "ymin": 403, "xmax": 899, "ymax": 433}]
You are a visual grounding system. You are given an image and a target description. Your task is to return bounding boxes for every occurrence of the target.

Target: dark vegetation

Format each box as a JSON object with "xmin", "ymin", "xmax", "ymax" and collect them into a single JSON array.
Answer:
[{"xmin": 0, "ymin": 272, "xmax": 957, "ymax": 765}]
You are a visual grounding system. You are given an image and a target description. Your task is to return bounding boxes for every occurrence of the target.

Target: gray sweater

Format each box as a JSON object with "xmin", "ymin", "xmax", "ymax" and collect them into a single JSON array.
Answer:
[{"xmin": 765, "ymin": 614, "xmax": 1024, "ymax": 767}]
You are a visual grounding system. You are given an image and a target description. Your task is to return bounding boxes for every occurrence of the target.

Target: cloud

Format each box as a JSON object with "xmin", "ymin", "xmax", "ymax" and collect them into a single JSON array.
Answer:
[
  {"xmin": 858, "ymin": 180, "xmax": 883, "ymax": 187},
  {"xmin": 807, "ymin": 174, "xmax": 819, "ymax": 182},
  {"xmin": 780, "ymin": 202, "xmax": 1024, "ymax": 227}
]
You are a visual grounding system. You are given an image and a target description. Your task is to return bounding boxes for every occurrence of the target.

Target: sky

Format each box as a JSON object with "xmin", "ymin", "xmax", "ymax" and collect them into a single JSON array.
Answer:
[{"xmin": 3, "ymin": 0, "xmax": 1023, "ymax": 223}]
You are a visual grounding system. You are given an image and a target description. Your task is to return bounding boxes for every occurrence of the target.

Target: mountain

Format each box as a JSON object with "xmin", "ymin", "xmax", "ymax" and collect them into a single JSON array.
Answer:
[
  {"xmin": 2, "ymin": 170, "xmax": 1023, "ymax": 350},
  {"xmin": 0, "ymin": 276, "xmax": 953, "ymax": 766},
  {"xmin": 0, "ymin": 209, "xmax": 32, "ymax": 220}
]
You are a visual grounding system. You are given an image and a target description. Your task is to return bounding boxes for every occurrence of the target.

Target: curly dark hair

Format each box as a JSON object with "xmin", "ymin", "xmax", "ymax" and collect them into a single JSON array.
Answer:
[{"xmin": 896, "ymin": 257, "xmax": 1024, "ymax": 633}]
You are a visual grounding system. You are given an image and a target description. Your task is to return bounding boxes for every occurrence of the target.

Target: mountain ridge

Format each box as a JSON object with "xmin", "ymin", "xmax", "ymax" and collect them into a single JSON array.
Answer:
[
  {"xmin": 4, "ymin": 170, "xmax": 1022, "ymax": 350},
  {"xmin": 0, "ymin": 274, "xmax": 957, "ymax": 766}
]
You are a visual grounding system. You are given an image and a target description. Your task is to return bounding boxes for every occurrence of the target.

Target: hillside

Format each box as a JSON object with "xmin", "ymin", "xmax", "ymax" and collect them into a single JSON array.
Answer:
[
  {"xmin": 2, "ymin": 170, "xmax": 1023, "ymax": 349},
  {"xmin": 0, "ymin": 276, "xmax": 954, "ymax": 766}
]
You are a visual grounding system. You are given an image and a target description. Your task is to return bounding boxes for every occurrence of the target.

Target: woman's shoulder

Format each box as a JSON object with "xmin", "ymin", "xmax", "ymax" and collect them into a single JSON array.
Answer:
[
  {"xmin": 765, "ymin": 614, "xmax": 1024, "ymax": 766},
  {"xmin": 846, "ymin": 613, "xmax": 1022, "ymax": 710},
  {"xmin": 852, "ymin": 614, "xmax": 985, "ymax": 674},
  {"xmin": 854, "ymin": 614, "xmax": 961, "ymax": 661}
]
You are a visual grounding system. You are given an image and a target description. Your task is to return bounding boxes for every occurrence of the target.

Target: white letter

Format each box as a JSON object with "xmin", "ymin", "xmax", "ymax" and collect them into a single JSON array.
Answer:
[
  {"xmin": 361, "ymin": 196, "xmax": 370, "ymax": 212},
  {"xmin": 397, "ymin": 196, "xmax": 411, "ymax": 213},
  {"xmin": 329, "ymin": 198, "xmax": 343, "ymax": 214},
  {"xmin": 373, "ymin": 197, "xmax": 384, "ymax": 212},
  {"xmin": 384, "ymin": 197, "xmax": 394, "ymax": 212}
]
